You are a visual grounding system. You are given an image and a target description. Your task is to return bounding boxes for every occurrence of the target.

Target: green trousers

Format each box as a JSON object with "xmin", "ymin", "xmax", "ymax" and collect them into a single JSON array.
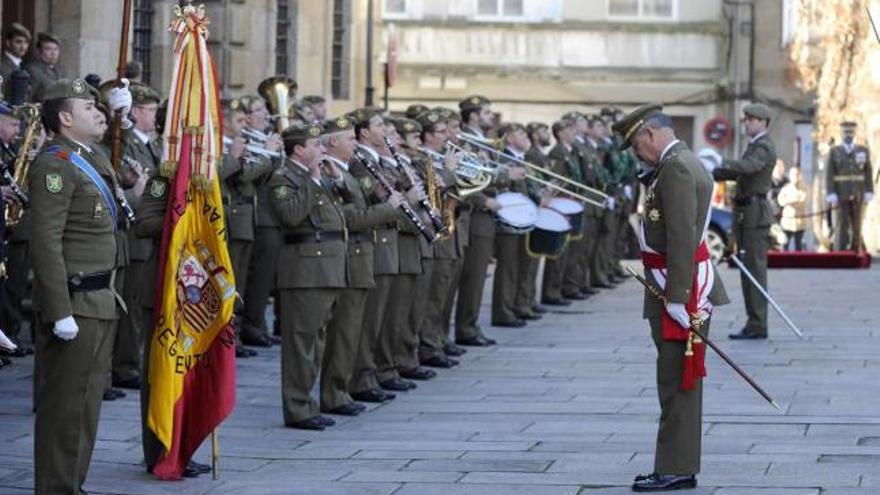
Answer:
[
  {"xmin": 401, "ymin": 260, "xmax": 434, "ymax": 370},
  {"xmin": 321, "ymin": 288, "xmax": 368, "ymax": 410},
  {"xmin": 492, "ymin": 233, "xmax": 523, "ymax": 323},
  {"xmin": 736, "ymin": 225, "xmax": 769, "ymax": 334},
  {"xmin": 455, "ymin": 235, "xmax": 494, "ymax": 340},
  {"xmin": 378, "ymin": 273, "xmax": 417, "ymax": 382},
  {"xmin": 113, "ymin": 263, "xmax": 142, "ymax": 382},
  {"xmin": 351, "ymin": 275, "xmax": 394, "ymax": 394},
  {"xmin": 420, "ymin": 258, "xmax": 456, "ymax": 362}
]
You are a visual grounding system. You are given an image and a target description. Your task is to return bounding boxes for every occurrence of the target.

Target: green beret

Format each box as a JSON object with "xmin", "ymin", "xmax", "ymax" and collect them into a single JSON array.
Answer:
[
  {"xmin": 301, "ymin": 95, "xmax": 326, "ymax": 105},
  {"xmin": 321, "ymin": 115, "xmax": 354, "ymax": 134},
  {"xmin": 36, "ymin": 32, "xmax": 60, "ymax": 46},
  {"xmin": 130, "ymin": 83, "xmax": 161, "ymax": 105},
  {"xmin": 562, "ymin": 111, "xmax": 585, "ymax": 122},
  {"xmin": 348, "ymin": 107, "xmax": 384, "ymax": 126},
  {"xmin": 44, "ymin": 78, "xmax": 98, "ymax": 102},
  {"xmin": 415, "ymin": 111, "xmax": 443, "ymax": 130},
  {"xmin": 282, "ymin": 123, "xmax": 324, "ymax": 147},
  {"xmin": 611, "ymin": 103, "xmax": 663, "ymax": 150},
  {"xmin": 433, "ymin": 107, "xmax": 460, "ymax": 122},
  {"xmin": 498, "ymin": 122, "xmax": 525, "ymax": 137},
  {"xmin": 223, "ymin": 98, "xmax": 244, "ymax": 113},
  {"xmin": 742, "ymin": 103, "xmax": 772, "ymax": 121},
  {"xmin": 238, "ymin": 95, "xmax": 263, "ymax": 113},
  {"xmin": 459, "ymin": 95, "xmax": 490, "ymax": 112},
  {"xmin": 551, "ymin": 118, "xmax": 574, "ymax": 136},
  {"xmin": 525, "ymin": 122, "xmax": 547, "ymax": 135},
  {"xmin": 4, "ymin": 23, "xmax": 30, "ymax": 41},
  {"xmin": 393, "ymin": 117, "xmax": 422, "ymax": 136},
  {"xmin": 405, "ymin": 104, "xmax": 430, "ymax": 119}
]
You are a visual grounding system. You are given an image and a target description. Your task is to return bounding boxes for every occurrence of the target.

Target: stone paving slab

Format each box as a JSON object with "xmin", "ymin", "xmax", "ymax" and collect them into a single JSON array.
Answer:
[{"xmin": 1, "ymin": 262, "xmax": 878, "ymax": 494}]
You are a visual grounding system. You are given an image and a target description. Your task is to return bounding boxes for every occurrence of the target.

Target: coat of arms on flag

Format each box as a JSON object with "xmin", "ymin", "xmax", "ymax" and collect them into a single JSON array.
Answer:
[{"xmin": 176, "ymin": 252, "xmax": 221, "ymax": 333}]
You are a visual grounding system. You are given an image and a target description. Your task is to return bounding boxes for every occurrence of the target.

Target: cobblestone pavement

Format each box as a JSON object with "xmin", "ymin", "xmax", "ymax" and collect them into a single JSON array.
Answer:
[{"xmin": 1, "ymin": 261, "xmax": 878, "ymax": 494}]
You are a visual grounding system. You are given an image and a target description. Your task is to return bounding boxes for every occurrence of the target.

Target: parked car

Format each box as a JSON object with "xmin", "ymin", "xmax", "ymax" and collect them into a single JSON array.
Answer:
[{"xmin": 708, "ymin": 206, "xmax": 733, "ymax": 263}]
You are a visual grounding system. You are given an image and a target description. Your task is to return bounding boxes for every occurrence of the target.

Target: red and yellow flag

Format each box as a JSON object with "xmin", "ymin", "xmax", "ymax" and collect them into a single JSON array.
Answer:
[{"xmin": 147, "ymin": 3, "xmax": 235, "ymax": 480}]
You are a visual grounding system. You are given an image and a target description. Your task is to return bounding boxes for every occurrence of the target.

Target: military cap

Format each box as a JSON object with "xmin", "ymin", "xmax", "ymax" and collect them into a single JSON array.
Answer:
[
  {"xmin": 459, "ymin": 95, "xmax": 490, "ymax": 112},
  {"xmin": 222, "ymin": 97, "xmax": 244, "ymax": 113},
  {"xmin": 742, "ymin": 102, "xmax": 772, "ymax": 121},
  {"xmin": 393, "ymin": 117, "xmax": 422, "ymax": 136},
  {"xmin": 433, "ymin": 107, "xmax": 460, "ymax": 122},
  {"xmin": 498, "ymin": 122, "xmax": 525, "ymax": 137},
  {"xmin": 282, "ymin": 122, "xmax": 324, "ymax": 147},
  {"xmin": 44, "ymin": 78, "xmax": 99, "ymax": 102},
  {"xmin": 415, "ymin": 111, "xmax": 443, "ymax": 131},
  {"xmin": 840, "ymin": 121, "xmax": 858, "ymax": 128},
  {"xmin": 301, "ymin": 95, "xmax": 326, "ymax": 105},
  {"xmin": 405, "ymin": 104, "xmax": 430, "ymax": 119},
  {"xmin": 238, "ymin": 95, "xmax": 263, "ymax": 113},
  {"xmin": 36, "ymin": 32, "xmax": 60, "ymax": 47},
  {"xmin": 551, "ymin": 118, "xmax": 574, "ymax": 136},
  {"xmin": 348, "ymin": 106, "xmax": 384, "ymax": 126},
  {"xmin": 130, "ymin": 82, "xmax": 161, "ymax": 105},
  {"xmin": 4, "ymin": 23, "xmax": 30, "ymax": 41},
  {"xmin": 525, "ymin": 122, "xmax": 548, "ymax": 135},
  {"xmin": 610, "ymin": 103, "xmax": 663, "ymax": 150},
  {"xmin": 562, "ymin": 111, "xmax": 585, "ymax": 122},
  {"xmin": 321, "ymin": 115, "xmax": 354, "ymax": 134}
]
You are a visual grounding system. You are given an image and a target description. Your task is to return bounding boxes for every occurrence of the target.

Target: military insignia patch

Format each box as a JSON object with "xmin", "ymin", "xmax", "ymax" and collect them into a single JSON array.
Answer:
[
  {"xmin": 427, "ymin": 112, "xmax": 438, "ymax": 123},
  {"xmin": 72, "ymin": 79, "xmax": 85, "ymax": 94},
  {"xmin": 274, "ymin": 186, "xmax": 290, "ymax": 199},
  {"xmin": 150, "ymin": 180, "xmax": 167, "ymax": 198},
  {"xmin": 359, "ymin": 176, "xmax": 373, "ymax": 192},
  {"xmin": 404, "ymin": 122, "xmax": 415, "ymax": 131},
  {"xmin": 470, "ymin": 96, "xmax": 481, "ymax": 105},
  {"xmin": 45, "ymin": 173, "xmax": 63, "ymax": 193},
  {"xmin": 308, "ymin": 126, "xmax": 322, "ymax": 137},
  {"xmin": 647, "ymin": 208, "xmax": 661, "ymax": 222},
  {"xmin": 336, "ymin": 117, "xmax": 349, "ymax": 128}
]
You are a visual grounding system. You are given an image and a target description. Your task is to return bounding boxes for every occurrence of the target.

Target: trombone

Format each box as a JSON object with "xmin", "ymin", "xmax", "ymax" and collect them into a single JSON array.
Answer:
[
  {"xmin": 457, "ymin": 132, "xmax": 611, "ymax": 207},
  {"xmin": 419, "ymin": 145, "xmax": 492, "ymax": 197}
]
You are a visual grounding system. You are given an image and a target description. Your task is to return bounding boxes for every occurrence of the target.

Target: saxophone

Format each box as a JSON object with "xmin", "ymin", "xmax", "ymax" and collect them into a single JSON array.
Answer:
[{"xmin": 4, "ymin": 103, "xmax": 41, "ymax": 228}]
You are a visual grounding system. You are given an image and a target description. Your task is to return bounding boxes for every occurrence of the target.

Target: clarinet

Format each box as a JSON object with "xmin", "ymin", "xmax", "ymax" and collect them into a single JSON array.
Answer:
[
  {"xmin": 353, "ymin": 150, "xmax": 438, "ymax": 245},
  {"xmin": 0, "ymin": 165, "xmax": 28, "ymax": 207},
  {"xmin": 115, "ymin": 186, "xmax": 137, "ymax": 223},
  {"xmin": 382, "ymin": 136, "xmax": 448, "ymax": 235}
]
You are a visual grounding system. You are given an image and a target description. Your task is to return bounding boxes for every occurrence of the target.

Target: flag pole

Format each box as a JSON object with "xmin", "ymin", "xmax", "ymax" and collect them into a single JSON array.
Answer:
[{"xmin": 211, "ymin": 429, "xmax": 219, "ymax": 480}]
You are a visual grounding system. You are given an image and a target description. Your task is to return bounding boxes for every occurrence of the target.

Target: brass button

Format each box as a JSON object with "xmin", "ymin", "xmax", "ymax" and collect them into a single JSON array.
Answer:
[
  {"xmin": 316, "ymin": 250, "xmax": 322, "ymax": 256},
  {"xmin": 381, "ymin": 237, "xmax": 387, "ymax": 243},
  {"xmin": 355, "ymin": 248, "xmax": 361, "ymax": 254}
]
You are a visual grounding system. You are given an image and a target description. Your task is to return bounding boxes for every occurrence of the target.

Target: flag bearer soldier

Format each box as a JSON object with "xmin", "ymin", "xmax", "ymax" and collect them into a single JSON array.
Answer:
[
  {"xmin": 613, "ymin": 103, "xmax": 729, "ymax": 492},
  {"xmin": 30, "ymin": 78, "xmax": 132, "ymax": 494},
  {"xmin": 266, "ymin": 122, "xmax": 347, "ymax": 431},
  {"xmin": 707, "ymin": 103, "xmax": 776, "ymax": 340},
  {"xmin": 826, "ymin": 121, "xmax": 874, "ymax": 251},
  {"xmin": 318, "ymin": 115, "xmax": 404, "ymax": 415}
]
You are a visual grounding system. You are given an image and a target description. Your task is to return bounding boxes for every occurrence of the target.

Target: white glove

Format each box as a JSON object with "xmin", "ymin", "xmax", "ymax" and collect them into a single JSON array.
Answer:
[
  {"xmin": 665, "ymin": 302, "xmax": 691, "ymax": 330},
  {"xmin": 826, "ymin": 193, "xmax": 839, "ymax": 206},
  {"xmin": 606, "ymin": 196, "xmax": 616, "ymax": 210},
  {"xmin": 697, "ymin": 148, "xmax": 722, "ymax": 173},
  {"xmin": 623, "ymin": 184, "xmax": 633, "ymax": 200},
  {"xmin": 108, "ymin": 78, "xmax": 133, "ymax": 130},
  {"xmin": 53, "ymin": 316, "xmax": 79, "ymax": 341},
  {"xmin": 865, "ymin": 192, "xmax": 874, "ymax": 203}
]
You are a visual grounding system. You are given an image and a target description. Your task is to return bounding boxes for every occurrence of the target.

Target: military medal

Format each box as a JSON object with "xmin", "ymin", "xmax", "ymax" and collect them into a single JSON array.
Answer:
[
  {"xmin": 94, "ymin": 200, "xmax": 103, "ymax": 218},
  {"xmin": 648, "ymin": 208, "xmax": 661, "ymax": 222}
]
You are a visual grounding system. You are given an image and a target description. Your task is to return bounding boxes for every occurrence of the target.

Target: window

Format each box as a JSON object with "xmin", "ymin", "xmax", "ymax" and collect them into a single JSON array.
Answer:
[
  {"xmin": 276, "ymin": 0, "xmax": 294, "ymax": 75},
  {"xmin": 608, "ymin": 0, "xmax": 674, "ymax": 19},
  {"xmin": 476, "ymin": 0, "xmax": 524, "ymax": 17},
  {"xmin": 331, "ymin": 0, "xmax": 351, "ymax": 99},
  {"xmin": 133, "ymin": 0, "xmax": 154, "ymax": 84},
  {"xmin": 384, "ymin": 0, "xmax": 407, "ymax": 14}
]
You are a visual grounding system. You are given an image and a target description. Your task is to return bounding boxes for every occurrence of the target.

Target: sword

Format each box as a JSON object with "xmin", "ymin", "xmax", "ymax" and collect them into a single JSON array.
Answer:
[
  {"xmin": 626, "ymin": 265, "xmax": 783, "ymax": 412},
  {"xmin": 728, "ymin": 254, "xmax": 805, "ymax": 339}
]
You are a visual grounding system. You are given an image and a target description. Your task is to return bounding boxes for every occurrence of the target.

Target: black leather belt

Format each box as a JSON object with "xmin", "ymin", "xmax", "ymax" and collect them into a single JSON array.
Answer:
[
  {"xmin": 68, "ymin": 271, "xmax": 112, "ymax": 292},
  {"xmin": 734, "ymin": 194, "xmax": 767, "ymax": 207},
  {"xmin": 285, "ymin": 231, "xmax": 346, "ymax": 244},
  {"xmin": 349, "ymin": 231, "xmax": 372, "ymax": 243}
]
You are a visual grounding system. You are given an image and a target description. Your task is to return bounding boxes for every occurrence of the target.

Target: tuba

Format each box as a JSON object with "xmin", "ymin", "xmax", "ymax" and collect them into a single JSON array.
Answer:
[
  {"xmin": 257, "ymin": 76, "xmax": 298, "ymax": 134},
  {"xmin": 4, "ymin": 103, "xmax": 42, "ymax": 227}
]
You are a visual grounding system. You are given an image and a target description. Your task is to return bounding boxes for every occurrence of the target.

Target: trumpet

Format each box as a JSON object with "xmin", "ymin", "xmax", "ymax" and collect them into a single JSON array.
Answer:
[
  {"xmin": 240, "ymin": 127, "xmax": 270, "ymax": 144},
  {"xmin": 457, "ymin": 131, "xmax": 610, "ymax": 208},
  {"xmin": 223, "ymin": 136, "xmax": 281, "ymax": 160}
]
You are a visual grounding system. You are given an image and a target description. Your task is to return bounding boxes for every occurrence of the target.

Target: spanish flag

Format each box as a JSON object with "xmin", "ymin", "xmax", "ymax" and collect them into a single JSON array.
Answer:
[{"xmin": 147, "ymin": 3, "xmax": 236, "ymax": 480}]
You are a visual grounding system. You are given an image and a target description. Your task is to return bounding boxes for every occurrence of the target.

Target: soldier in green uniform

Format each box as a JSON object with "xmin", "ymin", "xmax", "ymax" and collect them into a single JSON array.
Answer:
[
  {"xmin": 268, "ymin": 122, "xmax": 345, "ymax": 431},
  {"xmin": 218, "ymin": 98, "xmax": 278, "ymax": 348},
  {"xmin": 542, "ymin": 118, "xmax": 580, "ymax": 305},
  {"xmin": 518, "ymin": 122, "xmax": 552, "ymax": 318},
  {"xmin": 24, "ymin": 32, "xmax": 64, "ymax": 102},
  {"xmin": 586, "ymin": 116, "xmax": 620, "ymax": 288},
  {"xmin": 614, "ymin": 103, "xmax": 728, "ymax": 492},
  {"xmin": 29, "ymin": 78, "xmax": 130, "ymax": 494},
  {"xmin": 111, "ymin": 82, "xmax": 161, "ymax": 390},
  {"xmin": 301, "ymin": 95, "xmax": 327, "ymax": 121},
  {"xmin": 319, "ymin": 115, "xmax": 404, "ymax": 415},
  {"xmin": 0, "ymin": 24, "xmax": 29, "ymax": 101},
  {"xmin": 825, "ymin": 121, "xmax": 874, "ymax": 251},
  {"xmin": 569, "ymin": 111, "xmax": 608, "ymax": 293},
  {"xmin": 709, "ymin": 103, "xmax": 776, "ymax": 340}
]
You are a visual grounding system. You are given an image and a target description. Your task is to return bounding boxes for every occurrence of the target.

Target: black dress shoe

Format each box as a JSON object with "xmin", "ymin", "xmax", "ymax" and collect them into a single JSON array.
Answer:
[
  {"xmin": 240, "ymin": 333, "xmax": 273, "ymax": 348},
  {"xmin": 0, "ymin": 344, "xmax": 32, "ymax": 358},
  {"xmin": 102, "ymin": 388, "xmax": 126, "ymax": 401},
  {"xmin": 562, "ymin": 292, "xmax": 587, "ymax": 301},
  {"xmin": 532, "ymin": 304, "xmax": 548, "ymax": 314},
  {"xmin": 456, "ymin": 335, "xmax": 495, "ymax": 347},
  {"xmin": 268, "ymin": 335, "xmax": 282, "ymax": 345},
  {"xmin": 422, "ymin": 355, "xmax": 458, "ymax": 369},
  {"xmin": 493, "ymin": 319, "xmax": 526, "ymax": 328},
  {"xmin": 729, "ymin": 329, "xmax": 767, "ymax": 340},
  {"xmin": 352, "ymin": 402, "xmax": 367, "ymax": 412},
  {"xmin": 444, "ymin": 343, "xmax": 466, "ymax": 356},
  {"xmin": 516, "ymin": 312, "xmax": 542, "ymax": 321},
  {"xmin": 351, "ymin": 388, "xmax": 394, "ymax": 403},
  {"xmin": 321, "ymin": 403, "xmax": 362, "ymax": 416},
  {"xmin": 380, "ymin": 378, "xmax": 416, "ymax": 392},
  {"xmin": 235, "ymin": 345, "xmax": 257, "ymax": 358},
  {"xmin": 580, "ymin": 287, "xmax": 599, "ymax": 296},
  {"xmin": 112, "ymin": 377, "xmax": 142, "ymax": 390},
  {"xmin": 188, "ymin": 460, "xmax": 212, "ymax": 474},
  {"xmin": 400, "ymin": 367, "xmax": 436, "ymax": 380},
  {"xmin": 591, "ymin": 282, "xmax": 613, "ymax": 289},
  {"xmin": 632, "ymin": 473, "xmax": 697, "ymax": 492},
  {"xmin": 541, "ymin": 297, "xmax": 572, "ymax": 306},
  {"xmin": 286, "ymin": 417, "xmax": 325, "ymax": 431},
  {"xmin": 316, "ymin": 415, "xmax": 336, "ymax": 427}
]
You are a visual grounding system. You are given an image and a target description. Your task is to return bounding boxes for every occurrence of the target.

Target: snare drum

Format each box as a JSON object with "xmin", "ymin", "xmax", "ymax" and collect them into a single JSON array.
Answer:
[
  {"xmin": 526, "ymin": 207, "xmax": 571, "ymax": 259},
  {"xmin": 495, "ymin": 192, "xmax": 538, "ymax": 234},
  {"xmin": 548, "ymin": 197, "xmax": 585, "ymax": 240}
]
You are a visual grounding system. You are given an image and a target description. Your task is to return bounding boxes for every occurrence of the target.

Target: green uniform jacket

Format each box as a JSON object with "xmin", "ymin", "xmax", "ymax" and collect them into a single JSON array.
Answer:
[
  {"xmin": 0, "ymin": 56, "xmax": 19, "ymax": 100},
  {"xmin": 642, "ymin": 142, "xmax": 729, "ymax": 318},
  {"xmin": 350, "ymin": 145, "xmax": 401, "ymax": 276},
  {"xmin": 327, "ymin": 157, "xmax": 399, "ymax": 289},
  {"xmin": 134, "ymin": 175, "xmax": 170, "ymax": 309},
  {"xmin": 572, "ymin": 139, "xmax": 605, "ymax": 218},
  {"xmin": 27, "ymin": 136, "xmax": 120, "ymax": 322},
  {"xmin": 219, "ymin": 152, "xmax": 274, "ymax": 241},
  {"xmin": 826, "ymin": 144, "xmax": 873, "ymax": 199},
  {"xmin": 713, "ymin": 133, "xmax": 777, "ymax": 228},
  {"xmin": 24, "ymin": 59, "xmax": 62, "ymax": 102},
  {"xmin": 380, "ymin": 155, "xmax": 423, "ymax": 275},
  {"xmin": 122, "ymin": 129, "xmax": 160, "ymax": 261},
  {"xmin": 268, "ymin": 161, "xmax": 348, "ymax": 289}
]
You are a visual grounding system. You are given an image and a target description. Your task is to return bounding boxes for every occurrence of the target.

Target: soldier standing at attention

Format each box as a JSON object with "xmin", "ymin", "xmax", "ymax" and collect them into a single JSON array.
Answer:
[
  {"xmin": 0, "ymin": 23, "xmax": 29, "ymax": 100},
  {"xmin": 25, "ymin": 32, "xmax": 64, "ymax": 102},
  {"xmin": 29, "ymin": 78, "xmax": 132, "ymax": 494},
  {"xmin": 825, "ymin": 121, "xmax": 874, "ymax": 251},
  {"xmin": 706, "ymin": 103, "xmax": 776, "ymax": 340},
  {"xmin": 268, "ymin": 123, "xmax": 346, "ymax": 431},
  {"xmin": 613, "ymin": 103, "xmax": 728, "ymax": 492}
]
